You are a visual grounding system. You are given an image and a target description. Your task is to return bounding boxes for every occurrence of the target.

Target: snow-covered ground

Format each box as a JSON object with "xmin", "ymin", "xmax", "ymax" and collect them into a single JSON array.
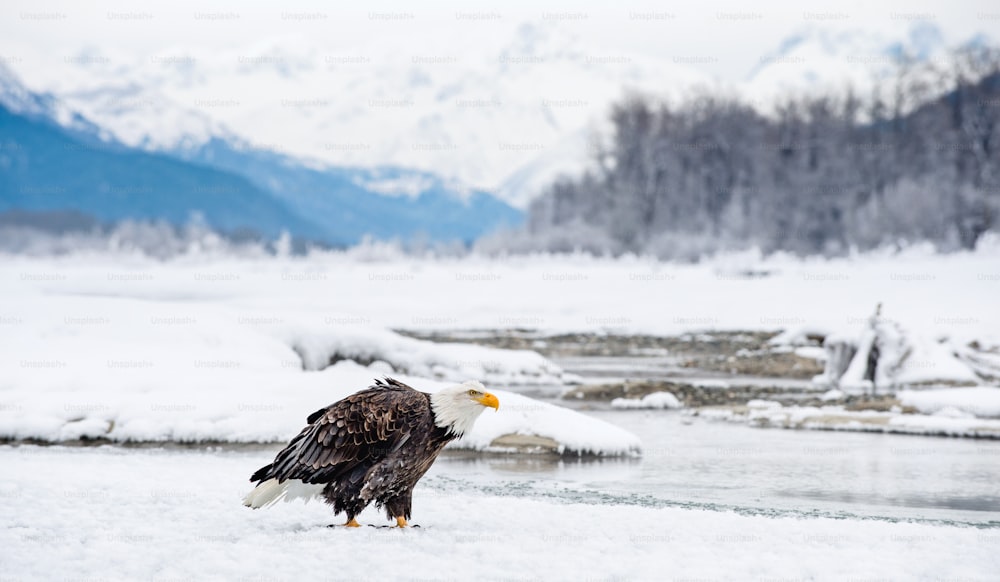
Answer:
[
  {"xmin": 3, "ymin": 445, "xmax": 997, "ymax": 582},
  {"xmin": 1, "ymin": 243, "xmax": 997, "ymax": 448},
  {"xmin": 693, "ymin": 395, "xmax": 1000, "ymax": 439},
  {"xmin": 3, "ymin": 247, "xmax": 999, "ymax": 579},
  {"xmin": 4, "ymin": 240, "xmax": 997, "ymax": 341}
]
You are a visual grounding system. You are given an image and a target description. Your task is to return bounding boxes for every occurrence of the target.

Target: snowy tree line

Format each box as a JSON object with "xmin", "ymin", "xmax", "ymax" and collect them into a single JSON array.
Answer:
[
  {"xmin": 516, "ymin": 47, "xmax": 1000, "ymax": 259},
  {"xmin": 0, "ymin": 211, "xmax": 296, "ymax": 258}
]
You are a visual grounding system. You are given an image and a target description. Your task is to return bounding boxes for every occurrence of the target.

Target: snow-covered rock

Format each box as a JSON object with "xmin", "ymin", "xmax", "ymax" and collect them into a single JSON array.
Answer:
[
  {"xmin": 611, "ymin": 391, "xmax": 682, "ymax": 410},
  {"xmin": 769, "ymin": 325, "xmax": 830, "ymax": 346},
  {"xmin": 820, "ymin": 389, "xmax": 845, "ymax": 402},
  {"xmin": 457, "ymin": 390, "xmax": 640, "ymax": 456}
]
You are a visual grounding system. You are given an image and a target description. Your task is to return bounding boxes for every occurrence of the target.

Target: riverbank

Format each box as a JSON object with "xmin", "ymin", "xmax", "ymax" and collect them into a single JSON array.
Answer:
[{"xmin": 411, "ymin": 330, "xmax": 1000, "ymax": 440}]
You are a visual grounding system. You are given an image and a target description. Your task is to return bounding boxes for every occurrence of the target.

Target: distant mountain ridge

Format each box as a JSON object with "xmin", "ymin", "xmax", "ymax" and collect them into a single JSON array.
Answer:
[
  {"xmin": 181, "ymin": 138, "xmax": 522, "ymax": 243},
  {"xmin": 12, "ymin": 20, "xmax": 982, "ymax": 207},
  {"xmin": 0, "ymin": 104, "xmax": 331, "ymax": 242},
  {"xmin": 0, "ymin": 65, "xmax": 522, "ymax": 245},
  {"xmin": 1, "ymin": 20, "xmax": 984, "ymax": 232}
]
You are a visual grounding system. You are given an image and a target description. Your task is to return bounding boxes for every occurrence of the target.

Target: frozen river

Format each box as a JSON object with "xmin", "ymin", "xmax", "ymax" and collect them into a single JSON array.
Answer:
[
  {"xmin": 8, "ymin": 408, "xmax": 993, "ymax": 529},
  {"xmin": 475, "ymin": 353, "xmax": 1000, "ymax": 527},
  {"xmin": 433, "ymin": 410, "xmax": 1000, "ymax": 527}
]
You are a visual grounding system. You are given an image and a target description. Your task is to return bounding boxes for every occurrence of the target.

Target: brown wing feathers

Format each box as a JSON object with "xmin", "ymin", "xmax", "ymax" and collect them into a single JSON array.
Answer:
[{"xmin": 251, "ymin": 379, "xmax": 428, "ymax": 485}]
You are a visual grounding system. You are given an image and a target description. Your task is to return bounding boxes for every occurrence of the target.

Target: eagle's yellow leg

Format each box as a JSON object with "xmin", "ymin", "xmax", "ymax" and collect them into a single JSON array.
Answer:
[
  {"xmin": 395, "ymin": 516, "xmax": 408, "ymax": 528},
  {"xmin": 344, "ymin": 518, "xmax": 361, "ymax": 528}
]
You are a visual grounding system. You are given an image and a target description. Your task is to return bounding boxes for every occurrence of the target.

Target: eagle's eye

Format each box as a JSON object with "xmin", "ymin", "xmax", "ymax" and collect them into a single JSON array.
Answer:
[{"xmin": 468, "ymin": 389, "xmax": 481, "ymax": 397}]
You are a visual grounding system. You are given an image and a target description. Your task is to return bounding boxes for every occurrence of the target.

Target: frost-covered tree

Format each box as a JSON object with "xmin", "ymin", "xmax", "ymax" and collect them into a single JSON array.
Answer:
[{"xmin": 515, "ymin": 47, "xmax": 1000, "ymax": 258}]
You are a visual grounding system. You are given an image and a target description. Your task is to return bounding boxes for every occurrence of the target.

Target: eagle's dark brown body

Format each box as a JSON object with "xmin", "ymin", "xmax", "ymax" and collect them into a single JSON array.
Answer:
[{"xmin": 249, "ymin": 378, "xmax": 455, "ymax": 521}]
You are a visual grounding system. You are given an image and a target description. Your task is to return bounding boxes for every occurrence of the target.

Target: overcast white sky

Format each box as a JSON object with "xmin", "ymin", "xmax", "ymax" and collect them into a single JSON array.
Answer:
[{"xmin": 1, "ymin": 0, "xmax": 997, "ymax": 84}]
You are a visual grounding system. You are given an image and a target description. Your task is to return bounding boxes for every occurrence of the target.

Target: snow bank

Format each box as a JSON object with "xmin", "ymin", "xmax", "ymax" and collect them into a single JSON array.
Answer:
[
  {"xmin": 0, "ymin": 292, "xmax": 632, "ymax": 455},
  {"xmin": 692, "ymin": 401, "xmax": 1000, "ymax": 439},
  {"xmin": 0, "ymin": 275, "xmax": 643, "ymax": 458},
  {"xmin": 0, "ymin": 357, "xmax": 636, "ymax": 455},
  {"xmin": 288, "ymin": 325, "xmax": 566, "ymax": 385},
  {"xmin": 610, "ymin": 391, "xmax": 682, "ymax": 410},
  {"xmin": 899, "ymin": 387, "xmax": 1000, "ymax": 419}
]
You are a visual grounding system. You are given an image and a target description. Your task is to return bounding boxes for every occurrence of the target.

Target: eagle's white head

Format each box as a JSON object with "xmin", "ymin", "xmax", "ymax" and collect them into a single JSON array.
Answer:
[{"xmin": 429, "ymin": 380, "xmax": 500, "ymax": 437}]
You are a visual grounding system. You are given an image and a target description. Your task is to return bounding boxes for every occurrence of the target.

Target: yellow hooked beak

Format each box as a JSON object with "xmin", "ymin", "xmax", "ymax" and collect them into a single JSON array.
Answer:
[{"xmin": 475, "ymin": 392, "xmax": 500, "ymax": 410}]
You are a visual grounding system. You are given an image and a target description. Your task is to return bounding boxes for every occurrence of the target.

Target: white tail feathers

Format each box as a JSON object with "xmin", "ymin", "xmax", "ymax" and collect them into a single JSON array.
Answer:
[{"xmin": 242, "ymin": 478, "xmax": 324, "ymax": 509}]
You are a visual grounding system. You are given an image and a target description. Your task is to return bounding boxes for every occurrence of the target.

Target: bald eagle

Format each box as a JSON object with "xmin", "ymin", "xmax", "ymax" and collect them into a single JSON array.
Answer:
[{"xmin": 243, "ymin": 377, "xmax": 499, "ymax": 527}]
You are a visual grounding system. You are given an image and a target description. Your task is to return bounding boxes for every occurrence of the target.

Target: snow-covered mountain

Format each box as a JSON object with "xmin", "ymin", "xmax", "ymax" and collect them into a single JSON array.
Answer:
[
  {"xmin": 3, "ymin": 20, "xmax": 987, "ymax": 207},
  {"xmin": 742, "ymin": 22, "xmax": 966, "ymax": 110},
  {"xmin": 20, "ymin": 22, "xmax": 712, "ymax": 207},
  {"xmin": 0, "ymin": 65, "xmax": 521, "ymax": 244}
]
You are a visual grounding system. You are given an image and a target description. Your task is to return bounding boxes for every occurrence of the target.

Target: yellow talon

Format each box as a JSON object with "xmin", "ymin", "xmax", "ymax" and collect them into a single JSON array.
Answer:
[
  {"xmin": 395, "ymin": 516, "xmax": 408, "ymax": 528},
  {"xmin": 344, "ymin": 518, "xmax": 360, "ymax": 528}
]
